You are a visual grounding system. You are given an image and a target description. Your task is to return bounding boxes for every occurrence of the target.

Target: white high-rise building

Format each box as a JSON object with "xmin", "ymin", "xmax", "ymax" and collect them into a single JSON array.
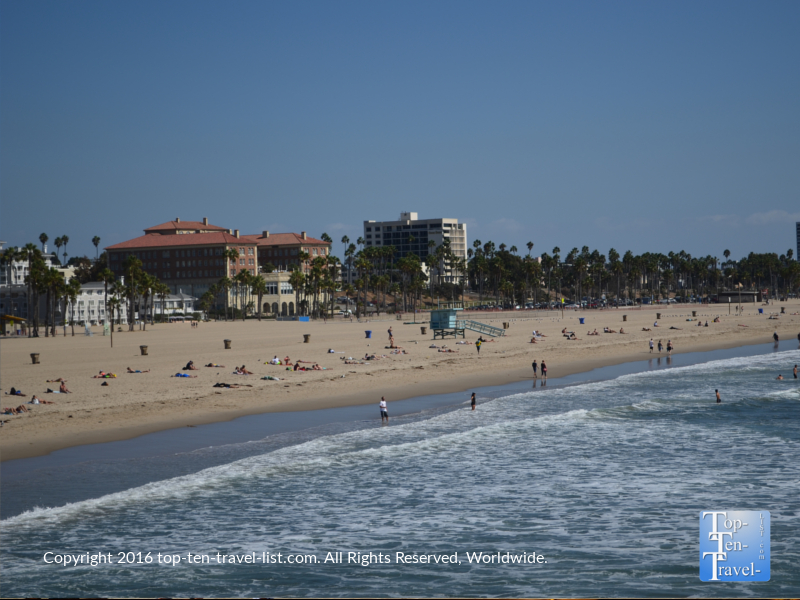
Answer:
[{"xmin": 362, "ymin": 212, "xmax": 468, "ymax": 282}]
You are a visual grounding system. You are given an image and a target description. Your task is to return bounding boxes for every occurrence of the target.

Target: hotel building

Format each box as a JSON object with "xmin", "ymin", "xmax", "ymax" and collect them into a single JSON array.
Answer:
[{"xmin": 363, "ymin": 212, "xmax": 468, "ymax": 282}]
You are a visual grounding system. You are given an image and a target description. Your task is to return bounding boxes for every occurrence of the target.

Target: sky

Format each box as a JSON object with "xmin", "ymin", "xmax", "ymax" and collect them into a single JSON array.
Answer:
[{"xmin": 1, "ymin": 0, "xmax": 799, "ymax": 263}]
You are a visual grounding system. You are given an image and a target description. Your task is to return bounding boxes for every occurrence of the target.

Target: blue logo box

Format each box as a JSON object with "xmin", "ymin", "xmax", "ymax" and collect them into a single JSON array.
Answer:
[{"xmin": 699, "ymin": 511, "xmax": 769, "ymax": 581}]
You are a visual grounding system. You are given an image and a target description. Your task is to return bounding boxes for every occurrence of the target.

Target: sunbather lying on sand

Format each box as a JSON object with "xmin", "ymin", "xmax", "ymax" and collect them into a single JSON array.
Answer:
[
  {"xmin": 45, "ymin": 382, "xmax": 71, "ymax": 393},
  {"xmin": 127, "ymin": 367, "xmax": 150, "ymax": 373},
  {"xmin": 261, "ymin": 376, "xmax": 282, "ymax": 381},
  {"xmin": 234, "ymin": 365, "xmax": 254, "ymax": 374},
  {"xmin": 390, "ymin": 349, "xmax": 408, "ymax": 354},
  {"xmin": 588, "ymin": 329, "xmax": 599, "ymax": 336},
  {"xmin": 6, "ymin": 387, "xmax": 26, "ymax": 396},
  {"xmin": 669, "ymin": 326, "xmax": 682, "ymax": 330},
  {"xmin": 205, "ymin": 363, "xmax": 225, "ymax": 368},
  {"xmin": 438, "ymin": 348, "xmax": 459, "ymax": 353},
  {"xmin": 173, "ymin": 373, "xmax": 198, "ymax": 378},
  {"xmin": 29, "ymin": 395, "xmax": 55, "ymax": 404},
  {"xmin": 2, "ymin": 405, "xmax": 29, "ymax": 415},
  {"xmin": 642, "ymin": 327, "xmax": 651, "ymax": 332},
  {"xmin": 93, "ymin": 372, "xmax": 117, "ymax": 378},
  {"xmin": 46, "ymin": 378, "xmax": 67, "ymax": 383},
  {"xmin": 456, "ymin": 340, "xmax": 474, "ymax": 345},
  {"xmin": 213, "ymin": 382, "xmax": 244, "ymax": 388}
]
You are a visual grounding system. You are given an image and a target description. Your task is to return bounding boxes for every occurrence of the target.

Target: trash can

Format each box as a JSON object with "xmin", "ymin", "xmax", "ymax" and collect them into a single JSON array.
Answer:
[
  {"xmin": 622, "ymin": 314, "xmax": 627, "ymax": 322},
  {"xmin": 421, "ymin": 327, "xmax": 427, "ymax": 335},
  {"xmin": 224, "ymin": 339, "xmax": 232, "ymax": 349},
  {"xmin": 365, "ymin": 331, "xmax": 372, "ymax": 339},
  {"xmin": 692, "ymin": 311, "xmax": 697, "ymax": 317},
  {"xmin": 758, "ymin": 308, "xmax": 764, "ymax": 314},
  {"xmin": 30, "ymin": 353, "xmax": 40, "ymax": 364},
  {"xmin": 140, "ymin": 345, "xmax": 148, "ymax": 356},
  {"xmin": 781, "ymin": 306, "xmax": 785, "ymax": 314},
  {"xmin": 503, "ymin": 322, "xmax": 509, "ymax": 329},
  {"xmin": 656, "ymin": 313, "xmax": 661, "ymax": 320},
  {"xmin": 303, "ymin": 334, "xmax": 310, "ymax": 343},
  {"xmin": 579, "ymin": 318, "xmax": 585, "ymax": 324}
]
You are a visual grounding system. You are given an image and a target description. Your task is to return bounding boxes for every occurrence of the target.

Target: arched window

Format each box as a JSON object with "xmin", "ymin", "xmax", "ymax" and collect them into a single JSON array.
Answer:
[
  {"xmin": 281, "ymin": 302, "xmax": 288, "ymax": 316},
  {"xmin": 288, "ymin": 302, "xmax": 295, "ymax": 316}
]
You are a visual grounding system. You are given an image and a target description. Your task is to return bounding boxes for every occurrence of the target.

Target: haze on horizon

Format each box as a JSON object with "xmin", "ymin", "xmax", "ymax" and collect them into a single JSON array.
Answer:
[{"xmin": 1, "ymin": 0, "xmax": 798, "ymax": 262}]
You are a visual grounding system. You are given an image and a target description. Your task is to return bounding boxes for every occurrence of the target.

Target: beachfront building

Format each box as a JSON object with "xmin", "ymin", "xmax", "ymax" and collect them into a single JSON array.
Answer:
[
  {"xmin": 0, "ymin": 242, "xmax": 67, "ymax": 286},
  {"xmin": 105, "ymin": 218, "xmax": 259, "ymax": 300},
  {"xmin": 242, "ymin": 231, "xmax": 332, "ymax": 274},
  {"xmin": 363, "ymin": 212, "xmax": 468, "ymax": 282},
  {"xmin": 259, "ymin": 271, "xmax": 298, "ymax": 316}
]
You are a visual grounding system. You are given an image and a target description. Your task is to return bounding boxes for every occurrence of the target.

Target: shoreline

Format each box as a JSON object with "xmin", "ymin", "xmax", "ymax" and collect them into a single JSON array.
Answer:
[{"xmin": 2, "ymin": 303, "xmax": 798, "ymax": 462}]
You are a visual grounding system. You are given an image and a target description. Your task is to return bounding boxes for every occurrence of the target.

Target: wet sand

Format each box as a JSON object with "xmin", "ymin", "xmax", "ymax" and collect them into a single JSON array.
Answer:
[{"xmin": 2, "ymin": 302, "xmax": 798, "ymax": 461}]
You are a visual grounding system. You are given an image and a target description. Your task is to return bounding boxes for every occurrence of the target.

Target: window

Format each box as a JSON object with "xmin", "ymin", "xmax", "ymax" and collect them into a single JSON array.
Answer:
[
  {"xmin": 239, "ymin": 258, "xmax": 245, "ymax": 265},
  {"xmin": 313, "ymin": 248, "xmax": 318, "ymax": 255},
  {"xmin": 280, "ymin": 282, "xmax": 293, "ymax": 294},
  {"xmin": 248, "ymin": 248, "xmax": 254, "ymax": 255},
  {"xmin": 248, "ymin": 258, "xmax": 254, "ymax": 265},
  {"xmin": 375, "ymin": 227, "xmax": 380, "ymax": 231},
  {"xmin": 366, "ymin": 227, "xmax": 372, "ymax": 232}
]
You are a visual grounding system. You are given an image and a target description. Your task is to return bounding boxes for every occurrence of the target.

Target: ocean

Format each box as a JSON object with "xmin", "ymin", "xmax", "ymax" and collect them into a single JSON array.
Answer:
[{"xmin": 2, "ymin": 343, "xmax": 799, "ymax": 597}]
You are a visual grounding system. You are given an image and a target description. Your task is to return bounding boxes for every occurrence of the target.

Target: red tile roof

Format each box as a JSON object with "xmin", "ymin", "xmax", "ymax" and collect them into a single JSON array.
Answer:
[
  {"xmin": 242, "ymin": 233, "xmax": 331, "ymax": 246},
  {"xmin": 144, "ymin": 220, "xmax": 228, "ymax": 233},
  {"xmin": 106, "ymin": 232, "xmax": 256, "ymax": 250}
]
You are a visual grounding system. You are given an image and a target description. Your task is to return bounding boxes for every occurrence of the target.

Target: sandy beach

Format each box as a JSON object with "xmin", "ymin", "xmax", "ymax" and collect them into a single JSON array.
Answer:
[{"xmin": 2, "ymin": 302, "xmax": 798, "ymax": 461}]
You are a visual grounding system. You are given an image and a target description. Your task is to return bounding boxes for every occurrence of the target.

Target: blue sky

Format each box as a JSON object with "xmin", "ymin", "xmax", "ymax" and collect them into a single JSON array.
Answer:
[{"xmin": 2, "ymin": 0, "xmax": 798, "ymax": 262}]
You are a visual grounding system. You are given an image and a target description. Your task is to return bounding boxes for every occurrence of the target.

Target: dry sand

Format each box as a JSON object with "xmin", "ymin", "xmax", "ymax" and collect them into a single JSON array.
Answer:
[{"xmin": 2, "ymin": 302, "xmax": 799, "ymax": 461}]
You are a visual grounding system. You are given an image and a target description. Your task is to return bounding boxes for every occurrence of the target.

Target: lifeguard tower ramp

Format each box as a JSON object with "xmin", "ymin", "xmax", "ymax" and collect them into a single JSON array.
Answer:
[
  {"xmin": 430, "ymin": 309, "xmax": 506, "ymax": 338},
  {"xmin": 459, "ymin": 319, "xmax": 505, "ymax": 337}
]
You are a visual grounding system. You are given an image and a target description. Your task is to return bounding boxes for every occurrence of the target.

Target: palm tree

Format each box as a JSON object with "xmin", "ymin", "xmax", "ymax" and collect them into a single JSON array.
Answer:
[
  {"xmin": 61, "ymin": 235, "xmax": 69, "ymax": 265},
  {"xmin": 289, "ymin": 269, "xmax": 305, "ymax": 317},
  {"xmin": 39, "ymin": 233, "xmax": 48, "ymax": 252},
  {"xmin": 92, "ymin": 236, "xmax": 101, "ymax": 260},
  {"xmin": 66, "ymin": 277, "xmax": 82, "ymax": 336},
  {"xmin": 54, "ymin": 237, "xmax": 63, "ymax": 265},
  {"xmin": 251, "ymin": 275, "xmax": 267, "ymax": 320},
  {"xmin": 122, "ymin": 255, "xmax": 142, "ymax": 330}
]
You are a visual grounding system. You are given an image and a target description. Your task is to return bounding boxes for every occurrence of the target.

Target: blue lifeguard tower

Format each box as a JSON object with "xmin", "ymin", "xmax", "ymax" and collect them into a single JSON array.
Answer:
[
  {"xmin": 430, "ymin": 308, "xmax": 465, "ymax": 339},
  {"xmin": 429, "ymin": 308, "xmax": 506, "ymax": 339}
]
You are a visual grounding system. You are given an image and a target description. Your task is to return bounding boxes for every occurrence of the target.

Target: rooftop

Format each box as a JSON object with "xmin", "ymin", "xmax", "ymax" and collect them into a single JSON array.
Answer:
[
  {"xmin": 144, "ymin": 218, "xmax": 228, "ymax": 234},
  {"xmin": 106, "ymin": 231, "xmax": 255, "ymax": 250},
  {"xmin": 242, "ymin": 232, "xmax": 330, "ymax": 246}
]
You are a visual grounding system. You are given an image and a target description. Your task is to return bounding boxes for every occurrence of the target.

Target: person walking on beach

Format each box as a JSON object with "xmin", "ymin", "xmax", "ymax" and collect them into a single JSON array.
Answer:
[
  {"xmin": 658, "ymin": 340, "xmax": 663, "ymax": 353},
  {"xmin": 541, "ymin": 360, "xmax": 547, "ymax": 380},
  {"xmin": 666, "ymin": 340, "xmax": 673, "ymax": 355},
  {"xmin": 476, "ymin": 338, "xmax": 483, "ymax": 354},
  {"xmin": 532, "ymin": 359, "xmax": 538, "ymax": 378},
  {"xmin": 379, "ymin": 396, "xmax": 389, "ymax": 423},
  {"xmin": 716, "ymin": 389, "xmax": 721, "ymax": 404},
  {"xmin": 649, "ymin": 339, "xmax": 654, "ymax": 353},
  {"xmin": 471, "ymin": 392, "xmax": 476, "ymax": 411},
  {"xmin": 773, "ymin": 331, "xmax": 779, "ymax": 342},
  {"xmin": 388, "ymin": 326, "xmax": 394, "ymax": 345}
]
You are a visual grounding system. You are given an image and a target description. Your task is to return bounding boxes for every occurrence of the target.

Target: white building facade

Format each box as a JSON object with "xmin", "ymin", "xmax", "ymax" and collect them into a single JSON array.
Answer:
[{"xmin": 363, "ymin": 212, "xmax": 468, "ymax": 282}]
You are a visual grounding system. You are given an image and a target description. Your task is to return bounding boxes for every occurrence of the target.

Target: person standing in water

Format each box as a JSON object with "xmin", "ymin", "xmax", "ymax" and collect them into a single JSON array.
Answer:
[
  {"xmin": 793, "ymin": 364, "xmax": 797, "ymax": 379},
  {"xmin": 649, "ymin": 339, "xmax": 654, "ymax": 353},
  {"xmin": 716, "ymin": 389, "xmax": 721, "ymax": 403},
  {"xmin": 471, "ymin": 392, "xmax": 476, "ymax": 411},
  {"xmin": 532, "ymin": 360, "xmax": 538, "ymax": 378},
  {"xmin": 379, "ymin": 396, "xmax": 389, "ymax": 423},
  {"xmin": 541, "ymin": 360, "xmax": 548, "ymax": 380}
]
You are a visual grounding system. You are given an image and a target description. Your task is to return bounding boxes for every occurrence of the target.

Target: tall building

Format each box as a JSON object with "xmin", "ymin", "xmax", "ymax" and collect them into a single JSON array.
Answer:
[
  {"xmin": 362, "ymin": 212, "xmax": 468, "ymax": 281},
  {"xmin": 363, "ymin": 212, "xmax": 468, "ymax": 261}
]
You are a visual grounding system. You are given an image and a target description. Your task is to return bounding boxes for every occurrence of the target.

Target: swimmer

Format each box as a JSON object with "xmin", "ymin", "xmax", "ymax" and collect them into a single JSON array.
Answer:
[
  {"xmin": 776, "ymin": 374, "xmax": 784, "ymax": 380},
  {"xmin": 716, "ymin": 389, "xmax": 721, "ymax": 404}
]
